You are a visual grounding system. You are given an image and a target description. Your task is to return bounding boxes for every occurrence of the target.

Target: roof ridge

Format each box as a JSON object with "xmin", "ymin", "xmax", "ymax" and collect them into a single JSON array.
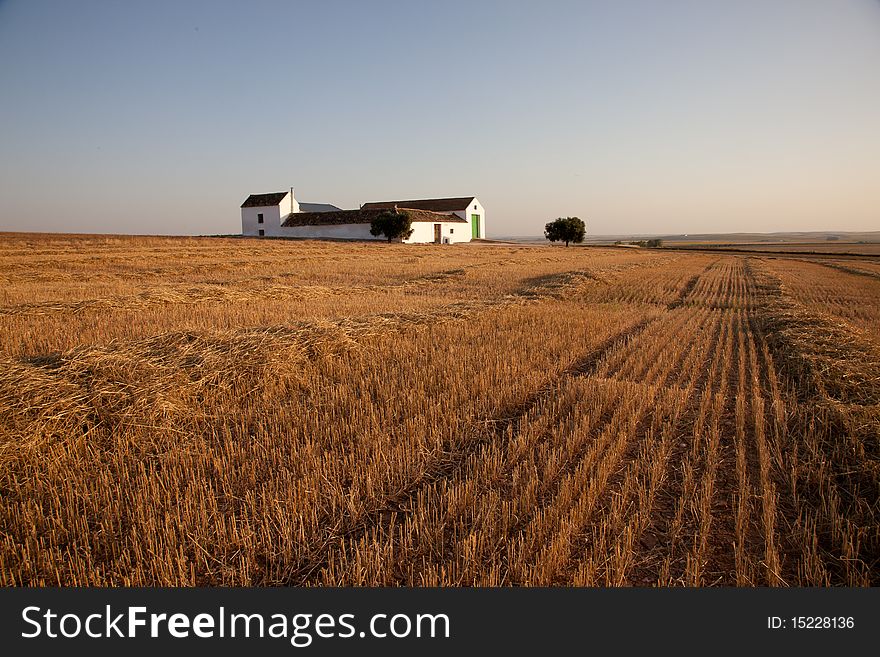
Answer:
[{"xmin": 360, "ymin": 196, "xmax": 477, "ymax": 212}]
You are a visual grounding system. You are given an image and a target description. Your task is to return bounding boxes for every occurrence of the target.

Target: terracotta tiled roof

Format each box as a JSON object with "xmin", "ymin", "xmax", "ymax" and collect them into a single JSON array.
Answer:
[
  {"xmin": 282, "ymin": 208, "xmax": 467, "ymax": 227},
  {"xmin": 241, "ymin": 192, "xmax": 288, "ymax": 208}
]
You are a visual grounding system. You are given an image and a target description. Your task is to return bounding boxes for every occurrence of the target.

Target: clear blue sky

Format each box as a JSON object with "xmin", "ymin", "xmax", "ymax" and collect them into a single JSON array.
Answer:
[{"xmin": 1, "ymin": 0, "xmax": 878, "ymax": 236}]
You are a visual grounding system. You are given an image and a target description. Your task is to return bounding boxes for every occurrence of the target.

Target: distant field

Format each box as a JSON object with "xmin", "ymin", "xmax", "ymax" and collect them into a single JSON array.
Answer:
[
  {"xmin": 1, "ymin": 233, "xmax": 878, "ymax": 586},
  {"xmin": 576, "ymin": 231, "xmax": 880, "ymax": 256},
  {"xmin": 666, "ymin": 241, "xmax": 880, "ymax": 255}
]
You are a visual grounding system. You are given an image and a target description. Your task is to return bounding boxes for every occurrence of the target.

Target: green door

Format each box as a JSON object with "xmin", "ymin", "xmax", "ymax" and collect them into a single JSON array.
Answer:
[{"xmin": 471, "ymin": 214, "xmax": 480, "ymax": 239}]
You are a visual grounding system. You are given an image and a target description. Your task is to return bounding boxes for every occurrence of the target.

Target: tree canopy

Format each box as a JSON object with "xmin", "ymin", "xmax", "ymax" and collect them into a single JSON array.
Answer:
[
  {"xmin": 544, "ymin": 216, "xmax": 586, "ymax": 247},
  {"xmin": 369, "ymin": 210, "xmax": 414, "ymax": 242}
]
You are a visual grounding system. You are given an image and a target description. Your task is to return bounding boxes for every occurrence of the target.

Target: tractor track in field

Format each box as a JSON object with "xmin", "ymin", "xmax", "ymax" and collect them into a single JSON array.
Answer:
[
  {"xmin": 277, "ymin": 315, "xmax": 660, "ymax": 585},
  {"xmin": 666, "ymin": 260, "xmax": 719, "ymax": 309},
  {"xmin": 440, "ymin": 310, "xmax": 702, "ymax": 585},
  {"xmin": 278, "ymin": 261, "xmax": 715, "ymax": 585},
  {"xmin": 620, "ymin": 307, "xmax": 727, "ymax": 584},
  {"xmin": 546, "ymin": 310, "xmax": 713, "ymax": 585},
  {"xmin": 804, "ymin": 260, "xmax": 880, "ymax": 282},
  {"xmin": 747, "ymin": 259, "xmax": 880, "ymax": 585}
]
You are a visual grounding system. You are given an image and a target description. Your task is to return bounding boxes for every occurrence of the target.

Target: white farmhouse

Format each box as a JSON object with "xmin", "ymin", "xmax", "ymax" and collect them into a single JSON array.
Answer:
[{"xmin": 240, "ymin": 190, "xmax": 484, "ymax": 243}]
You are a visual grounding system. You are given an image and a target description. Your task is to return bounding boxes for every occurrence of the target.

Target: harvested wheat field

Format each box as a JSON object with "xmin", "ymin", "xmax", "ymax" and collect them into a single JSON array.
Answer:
[{"xmin": 1, "ymin": 233, "xmax": 878, "ymax": 586}]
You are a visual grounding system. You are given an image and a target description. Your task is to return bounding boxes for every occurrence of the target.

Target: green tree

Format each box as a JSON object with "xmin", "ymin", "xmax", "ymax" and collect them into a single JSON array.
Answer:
[
  {"xmin": 370, "ymin": 210, "xmax": 414, "ymax": 242},
  {"xmin": 544, "ymin": 216, "xmax": 586, "ymax": 247}
]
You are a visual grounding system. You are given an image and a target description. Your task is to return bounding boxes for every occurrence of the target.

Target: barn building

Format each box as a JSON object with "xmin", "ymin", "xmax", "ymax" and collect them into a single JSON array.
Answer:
[
  {"xmin": 361, "ymin": 197, "xmax": 485, "ymax": 240},
  {"xmin": 240, "ymin": 190, "xmax": 484, "ymax": 243}
]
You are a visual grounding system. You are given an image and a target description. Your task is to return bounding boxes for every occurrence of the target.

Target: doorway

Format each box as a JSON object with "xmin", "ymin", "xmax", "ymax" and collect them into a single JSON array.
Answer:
[
  {"xmin": 471, "ymin": 214, "xmax": 480, "ymax": 239},
  {"xmin": 434, "ymin": 224, "xmax": 441, "ymax": 243}
]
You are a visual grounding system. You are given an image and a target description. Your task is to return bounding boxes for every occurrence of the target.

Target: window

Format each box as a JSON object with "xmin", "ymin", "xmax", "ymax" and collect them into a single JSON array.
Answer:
[
  {"xmin": 450, "ymin": 228, "xmax": 454, "ymax": 234},
  {"xmin": 258, "ymin": 229, "xmax": 265, "ymax": 236},
  {"xmin": 257, "ymin": 213, "xmax": 264, "ymax": 224},
  {"xmin": 473, "ymin": 204, "xmax": 477, "ymax": 210}
]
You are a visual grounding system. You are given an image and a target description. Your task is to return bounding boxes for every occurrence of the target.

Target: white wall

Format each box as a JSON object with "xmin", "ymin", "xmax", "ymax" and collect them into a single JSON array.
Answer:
[
  {"xmin": 240, "ymin": 191, "xmax": 293, "ymax": 236},
  {"xmin": 279, "ymin": 223, "xmax": 378, "ymax": 240},
  {"xmin": 450, "ymin": 198, "xmax": 485, "ymax": 239},
  {"xmin": 404, "ymin": 221, "xmax": 465, "ymax": 244},
  {"xmin": 406, "ymin": 221, "xmax": 436, "ymax": 244},
  {"xmin": 286, "ymin": 190, "xmax": 299, "ymax": 215},
  {"xmin": 441, "ymin": 222, "xmax": 465, "ymax": 244},
  {"xmin": 262, "ymin": 221, "xmax": 466, "ymax": 243},
  {"xmin": 241, "ymin": 204, "xmax": 282, "ymax": 236}
]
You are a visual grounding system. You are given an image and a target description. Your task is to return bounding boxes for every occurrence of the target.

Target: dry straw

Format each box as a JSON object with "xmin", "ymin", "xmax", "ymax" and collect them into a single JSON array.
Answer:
[{"xmin": 1, "ymin": 234, "xmax": 877, "ymax": 586}]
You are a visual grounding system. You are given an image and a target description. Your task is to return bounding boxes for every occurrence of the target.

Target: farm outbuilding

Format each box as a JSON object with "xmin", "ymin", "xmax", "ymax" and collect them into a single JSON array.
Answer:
[
  {"xmin": 240, "ymin": 190, "xmax": 484, "ymax": 243},
  {"xmin": 361, "ymin": 196, "xmax": 485, "ymax": 240},
  {"xmin": 281, "ymin": 208, "xmax": 467, "ymax": 242}
]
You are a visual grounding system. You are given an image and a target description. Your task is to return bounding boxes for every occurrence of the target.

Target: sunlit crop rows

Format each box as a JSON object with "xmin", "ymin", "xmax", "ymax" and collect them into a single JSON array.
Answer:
[
  {"xmin": 0, "ymin": 234, "xmax": 877, "ymax": 586},
  {"xmin": 760, "ymin": 258, "xmax": 880, "ymax": 345}
]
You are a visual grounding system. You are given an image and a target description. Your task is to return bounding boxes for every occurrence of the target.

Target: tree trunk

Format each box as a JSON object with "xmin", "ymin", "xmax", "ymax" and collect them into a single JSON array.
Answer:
[{"xmin": 565, "ymin": 240, "xmax": 569, "ymax": 247}]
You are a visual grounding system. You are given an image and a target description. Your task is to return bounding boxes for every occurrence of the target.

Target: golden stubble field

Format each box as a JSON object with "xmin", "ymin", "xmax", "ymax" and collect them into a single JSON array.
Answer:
[{"xmin": 1, "ymin": 233, "xmax": 878, "ymax": 586}]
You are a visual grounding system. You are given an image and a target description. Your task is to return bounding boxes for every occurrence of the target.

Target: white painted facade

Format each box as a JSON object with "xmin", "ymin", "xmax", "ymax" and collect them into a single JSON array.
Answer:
[
  {"xmin": 282, "ymin": 221, "xmax": 465, "ymax": 243},
  {"xmin": 404, "ymin": 220, "xmax": 464, "ymax": 244},
  {"xmin": 241, "ymin": 191, "xmax": 296, "ymax": 237},
  {"xmin": 283, "ymin": 224, "xmax": 375, "ymax": 240},
  {"xmin": 450, "ymin": 198, "xmax": 485, "ymax": 240}
]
